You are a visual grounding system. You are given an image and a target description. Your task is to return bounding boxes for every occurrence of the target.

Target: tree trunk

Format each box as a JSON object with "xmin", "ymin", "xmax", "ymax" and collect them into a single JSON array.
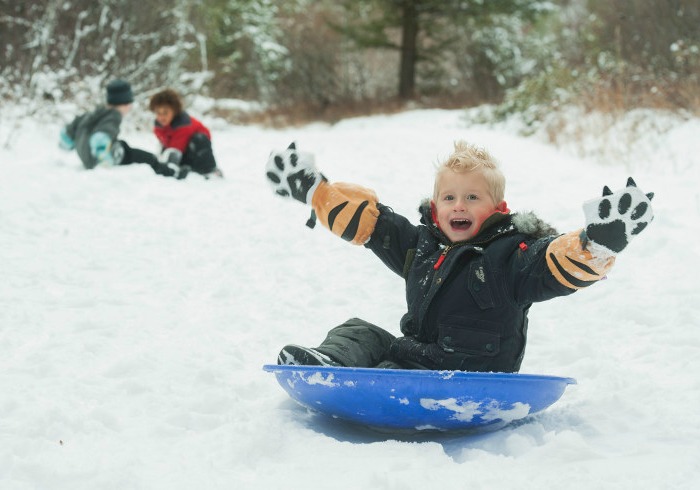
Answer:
[{"xmin": 398, "ymin": 0, "xmax": 418, "ymax": 100}]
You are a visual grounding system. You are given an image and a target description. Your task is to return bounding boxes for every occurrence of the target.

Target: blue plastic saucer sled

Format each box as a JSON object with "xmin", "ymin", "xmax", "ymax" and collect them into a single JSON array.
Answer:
[{"xmin": 263, "ymin": 365, "xmax": 576, "ymax": 432}]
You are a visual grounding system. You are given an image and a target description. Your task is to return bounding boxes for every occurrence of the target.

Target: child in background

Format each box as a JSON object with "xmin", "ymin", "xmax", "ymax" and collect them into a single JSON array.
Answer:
[
  {"xmin": 148, "ymin": 89, "xmax": 223, "ymax": 180},
  {"xmin": 265, "ymin": 141, "xmax": 654, "ymax": 372},
  {"xmin": 59, "ymin": 79, "xmax": 160, "ymax": 172}
]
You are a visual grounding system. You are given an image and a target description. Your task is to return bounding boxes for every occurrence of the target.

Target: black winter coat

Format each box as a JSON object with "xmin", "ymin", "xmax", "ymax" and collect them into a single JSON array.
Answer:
[{"xmin": 365, "ymin": 201, "xmax": 575, "ymax": 372}]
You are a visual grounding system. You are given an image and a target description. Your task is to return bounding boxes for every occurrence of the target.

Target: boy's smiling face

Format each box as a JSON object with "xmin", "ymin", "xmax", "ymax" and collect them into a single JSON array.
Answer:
[{"xmin": 433, "ymin": 169, "xmax": 506, "ymax": 243}]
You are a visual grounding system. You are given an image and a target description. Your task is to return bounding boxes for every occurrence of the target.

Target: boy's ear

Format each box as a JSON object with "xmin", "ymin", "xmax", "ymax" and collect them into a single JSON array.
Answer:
[
  {"xmin": 496, "ymin": 200, "xmax": 509, "ymax": 213},
  {"xmin": 430, "ymin": 200, "xmax": 440, "ymax": 226}
]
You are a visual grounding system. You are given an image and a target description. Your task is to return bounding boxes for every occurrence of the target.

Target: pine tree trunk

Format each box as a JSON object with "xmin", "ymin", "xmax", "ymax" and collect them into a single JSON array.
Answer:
[{"xmin": 398, "ymin": 0, "xmax": 418, "ymax": 100}]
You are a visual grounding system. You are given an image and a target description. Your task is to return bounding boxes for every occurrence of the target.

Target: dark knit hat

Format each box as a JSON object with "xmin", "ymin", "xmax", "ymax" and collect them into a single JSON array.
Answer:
[{"xmin": 106, "ymin": 79, "xmax": 134, "ymax": 105}]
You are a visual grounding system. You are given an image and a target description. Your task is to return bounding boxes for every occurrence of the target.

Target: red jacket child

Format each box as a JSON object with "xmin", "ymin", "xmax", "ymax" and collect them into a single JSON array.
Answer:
[
  {"xmin": 154, "ymin": 112, "xmax": 211, "ymax": 154},
  {"xmin": 149, "ymin": 89, "xmax": 222, "ymax": 179}
]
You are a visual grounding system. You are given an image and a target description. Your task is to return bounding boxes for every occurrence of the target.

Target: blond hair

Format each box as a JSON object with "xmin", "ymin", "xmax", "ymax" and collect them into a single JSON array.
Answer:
[{"xmin": 433, "ymin": 140, "xmax": 505, "ymax": 203}]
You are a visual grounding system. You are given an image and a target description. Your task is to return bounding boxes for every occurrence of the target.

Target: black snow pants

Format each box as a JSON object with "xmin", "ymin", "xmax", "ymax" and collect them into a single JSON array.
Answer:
[
  {"xmin": 112, "ymin": 140, "xmax": 158, "ymax": 167},
  {"xmin": 181, "ymin": 132, "xmax": 217, "ymax": 174},
  {"xmin": 313, "ymin": 318, "xmax": 419, "ymax": 369}
]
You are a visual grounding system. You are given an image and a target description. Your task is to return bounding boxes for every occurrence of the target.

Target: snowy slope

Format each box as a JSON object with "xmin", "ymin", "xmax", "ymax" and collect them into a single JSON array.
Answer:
[{"xmin": 1, "ymin": 108, "xmax": 699, "ymax": 489}]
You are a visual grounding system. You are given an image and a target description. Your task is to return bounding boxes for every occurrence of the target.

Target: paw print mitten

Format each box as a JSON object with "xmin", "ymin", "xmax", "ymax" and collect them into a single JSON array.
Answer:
[
  {"xmin": 265, "ymin": 142, "xmax": 380, "ymax": 245},
  {"xmin": 546, "ymin": 177, "xmax": 654, "ymax": 291},
  {"xmin": 265, "ymin": 142, "xmax": 323, "ymax": 204},
  {"xmin": 582, "ymin": 177, "xmax": 654, "ymax": 255}
]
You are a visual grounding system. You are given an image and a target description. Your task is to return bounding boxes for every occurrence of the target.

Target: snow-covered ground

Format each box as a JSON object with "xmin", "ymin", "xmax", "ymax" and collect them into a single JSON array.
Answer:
[{"xmin": 1, "ymin": 107, "xmax": 699, "ymax": 489}]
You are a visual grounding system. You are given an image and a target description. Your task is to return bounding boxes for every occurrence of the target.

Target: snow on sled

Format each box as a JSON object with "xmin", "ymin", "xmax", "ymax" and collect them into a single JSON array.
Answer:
[{"xmin": 263, "ymin": 364, "xmax": 576, "ymax": 432}]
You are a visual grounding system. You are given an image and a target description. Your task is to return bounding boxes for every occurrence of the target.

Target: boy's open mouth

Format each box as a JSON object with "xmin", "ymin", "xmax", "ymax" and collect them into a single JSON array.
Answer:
[{"xmin": 450, "ymin": 218, "xmax": 472, "ymax": 231}]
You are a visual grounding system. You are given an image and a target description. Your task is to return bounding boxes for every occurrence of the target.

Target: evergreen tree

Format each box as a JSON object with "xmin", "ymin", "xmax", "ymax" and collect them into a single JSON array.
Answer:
[{"xmin": 333, "ymin": 0, "xmax": 550, "ymax": 99}]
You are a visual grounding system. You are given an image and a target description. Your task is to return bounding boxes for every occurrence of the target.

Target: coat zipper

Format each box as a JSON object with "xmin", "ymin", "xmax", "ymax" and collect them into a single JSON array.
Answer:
[{"xmin": 433, "ymin": 245, "xmax": 453, "ymax": 270}]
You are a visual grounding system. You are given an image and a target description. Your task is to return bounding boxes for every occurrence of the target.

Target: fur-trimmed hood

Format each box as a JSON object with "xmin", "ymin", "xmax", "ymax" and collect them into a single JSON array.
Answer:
[
  {"xmin": 511, "ymin": 211, "xmax": 559, "ymax": 238},
  {"xmin": 417, "ymin": 198, "xmax": 558, "ymax": 245}
]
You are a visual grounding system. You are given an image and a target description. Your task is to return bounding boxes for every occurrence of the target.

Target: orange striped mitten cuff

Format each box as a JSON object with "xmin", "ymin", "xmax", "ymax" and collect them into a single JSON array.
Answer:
[
  {"xmin": 311, "ymin": 181, "xmax": 380, "ymax": 245},
  {"xmin": 546, "ymin": 229, "xmax": 616, "ymax": 290}
]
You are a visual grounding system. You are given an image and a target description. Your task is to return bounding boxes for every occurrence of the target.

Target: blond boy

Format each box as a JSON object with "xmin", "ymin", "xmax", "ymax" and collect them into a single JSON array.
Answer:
[{"xmin": 265, "ymin": 141, "xmax": 654, "ymax": 371}]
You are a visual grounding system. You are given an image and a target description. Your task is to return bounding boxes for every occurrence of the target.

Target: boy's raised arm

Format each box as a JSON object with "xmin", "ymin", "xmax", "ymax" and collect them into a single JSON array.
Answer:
[
  {"xmin": 265, "ymin": 142, "xmax": 380, "ymax": 245},
  {"xmin": 546, "ymin": 178, "xmax": 654, "ymax": 290}
]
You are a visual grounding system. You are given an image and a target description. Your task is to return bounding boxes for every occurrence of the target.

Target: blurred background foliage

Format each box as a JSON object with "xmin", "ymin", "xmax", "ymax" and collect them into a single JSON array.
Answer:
[{"xmin": 1, "ymin": 0, "xmax": 698, "ymax": 125}]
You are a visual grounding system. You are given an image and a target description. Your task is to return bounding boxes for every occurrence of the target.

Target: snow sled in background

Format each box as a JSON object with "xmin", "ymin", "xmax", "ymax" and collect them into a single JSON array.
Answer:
[{"xmin": 263, "ymin": 364, "xmax": 576, "ymax": 432}]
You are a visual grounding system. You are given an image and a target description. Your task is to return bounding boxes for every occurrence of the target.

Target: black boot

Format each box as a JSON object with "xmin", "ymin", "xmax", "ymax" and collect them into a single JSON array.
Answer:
[
  {"xmin": 277, "ymin": 345, "xmax": 343, "ymax": 366},
  {"xmin": 277, "ymin": 318, "xmax": 396, "ymax": 368}
]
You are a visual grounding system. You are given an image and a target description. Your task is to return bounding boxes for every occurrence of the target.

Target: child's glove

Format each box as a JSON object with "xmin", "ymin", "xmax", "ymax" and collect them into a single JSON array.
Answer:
[
  {"xmin": 389, "ymin": 337, "xmax": 446, "ymax": 370},
  {"xmin": 153, "ymin": 148, "xmax": 188, "ymax": 179},
  {"xmin": 152, "ymin": 161, "xmax": 189, "ymax": 180},
  {"xmin": 59, "ymin": 128, "xmax": 74, "ymax": 150},
  {"xmin": 89, "ymin": 132, "xmax": 115, "ymax": 166},
  {"xmin": 265, "ymin": 142, "xmax": 324, "ymax": 204},
  {"xmin": 582, "ymin": 177, "xmax": 654, "ymax": 255},
  {"xmin": 266, "ymin": 141, "xmax": 379, "ymax": 244},
  {"xmin": 159, "ymin": 148, "xmax": 183, "ymax": 166}
]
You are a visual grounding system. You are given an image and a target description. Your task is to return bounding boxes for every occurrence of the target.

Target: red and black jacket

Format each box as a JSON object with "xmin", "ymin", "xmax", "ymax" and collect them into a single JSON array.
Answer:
[{"xmin": 153, "ymin": 111, "xmax": 211, "ymax": 152}]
